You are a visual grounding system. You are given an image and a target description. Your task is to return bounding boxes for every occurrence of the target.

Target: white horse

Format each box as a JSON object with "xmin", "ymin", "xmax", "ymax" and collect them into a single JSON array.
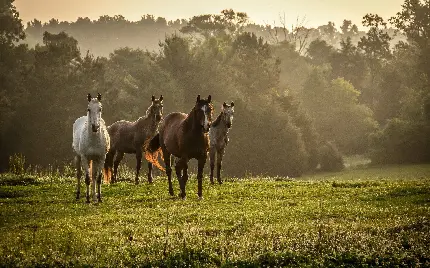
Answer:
[{"xmin": 72, "ymin": 93, "xmax": 110, "ymax": 203}]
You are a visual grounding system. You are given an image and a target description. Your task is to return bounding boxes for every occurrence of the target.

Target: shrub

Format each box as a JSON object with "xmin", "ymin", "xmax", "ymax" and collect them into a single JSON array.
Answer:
[
  {"xmin": 318, "ymin": 141, "xmax": 344, "ymax": 171},
  {"xmin": 370, "ymin": 118, "xmax": 430, "ymax": 164}
]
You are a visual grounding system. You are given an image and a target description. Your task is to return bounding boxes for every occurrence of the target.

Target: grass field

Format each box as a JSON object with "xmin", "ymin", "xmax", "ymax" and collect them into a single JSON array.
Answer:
[{"xmin": 0, "ymin": 164, "xmax": 429, "ymax": 267}]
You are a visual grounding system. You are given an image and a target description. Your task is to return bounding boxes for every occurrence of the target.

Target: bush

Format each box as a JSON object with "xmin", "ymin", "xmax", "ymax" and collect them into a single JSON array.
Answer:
[
  {"xmin": 370, "ymin": 119, "xmax": 430, "ymax": 164},
  {"xmin": 318, "ymin": 141, "xmax": 344, "ymax": 172}
]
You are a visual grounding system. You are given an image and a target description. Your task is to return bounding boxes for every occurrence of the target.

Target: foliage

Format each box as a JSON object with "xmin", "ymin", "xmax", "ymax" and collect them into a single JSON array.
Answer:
[
  {"xmin": 318, "ymin": 141, "xmax": 345, "ymax": 171},
  {"xmin": 301, "ymin": 68, "xmax": 377, "ymax": 154},
  {"xmin": 0, "ymin": 0, "xmax": 25, "ymax": 45},
  {"xmin": 370, "ymin": 118, "xmax": 430, "ymax": 164},
  {"xmin": 8, "ymin": 153, "xmax": 26, "ymax": 175},
  {"xmin": 1, "ymin": 165, "xmax": 430, "ymax": 266},
  {"xmin": 1, "ymin": 0, "xmax": 430, "ymax": 173}
]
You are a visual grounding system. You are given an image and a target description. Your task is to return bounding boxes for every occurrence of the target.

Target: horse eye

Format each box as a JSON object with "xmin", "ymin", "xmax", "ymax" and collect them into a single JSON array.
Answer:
[{"xmin": 87, "ymin": 109, "xmax": 90, "ymax": 112}]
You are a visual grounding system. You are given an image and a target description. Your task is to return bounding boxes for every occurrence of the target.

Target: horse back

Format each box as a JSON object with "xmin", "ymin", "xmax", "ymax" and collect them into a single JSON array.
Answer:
[
  {"xmin": 107, "ymin": 120, "xmax": 139, "ymax": 153},
  {"xmin": 159, "ymin": 112, "xmax": 187, "ymax": 157}
]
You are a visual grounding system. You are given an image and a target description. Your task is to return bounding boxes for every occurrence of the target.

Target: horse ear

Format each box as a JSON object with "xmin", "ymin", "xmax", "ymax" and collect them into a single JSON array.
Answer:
[
  {"xmin": 231, "ymin": 101, "xmax": 234, "ymax": 107},
  {"xmin": 151, "ymin": 95, "xmax": 155, "ymax": 102},
  {"xmin": 196, "ymin": 95, "xmax": 201, "ymax": 102},
  {"xmin": 97, "ymin": 93, "xmax": 102, "ymax": 101},
  {"xmin": 159, "ymin": 95, "xmax": 163, "ymax": 102},
  {"xmin": 87, "ymin": 93, "xmax": 91, "ymax": 102},
  {"xmin": 207, "ymin": 95, "xmax": 211, "ymax": 102},
  {"xmin": 223, "ymin": 102, "xmax": 227, "ymax": 108}
]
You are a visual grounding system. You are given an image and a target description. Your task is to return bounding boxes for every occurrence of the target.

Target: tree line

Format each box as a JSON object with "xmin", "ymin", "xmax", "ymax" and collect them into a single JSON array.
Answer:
[{"xmin": 1, "ymin": 0, "xmax": 429, "ymax": 176}]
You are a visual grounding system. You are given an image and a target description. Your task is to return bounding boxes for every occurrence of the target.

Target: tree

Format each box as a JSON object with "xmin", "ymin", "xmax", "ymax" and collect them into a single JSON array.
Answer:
[
  {"xmin": 390, "ymin": 0, "xmax": 430, "ymax": 80},
  {"xmin": 0, "ymin": 0, "xmax": 25, "ymax": 45},
  {"xmin": 317, "ymin": 21, "xmax": 338, "ymax": 45},
  {"xmin": 302, "ymin": 68, "xmax": 377, "ymax": 154},
  {"xmin": 307, "ymin": 39, "xmax": 333, "ymax": 65},
  {"xmin": 340, "ymin": 19, "xmax": 359, "ymax": 39},
  {"xmin": 180, "ymin": 9, "xmax": 249, "ymax": 39}
]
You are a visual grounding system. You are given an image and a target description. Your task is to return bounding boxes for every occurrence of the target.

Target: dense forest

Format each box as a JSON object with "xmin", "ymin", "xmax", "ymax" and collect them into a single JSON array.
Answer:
[{"xmin": 1, "ymin": 0, "xmax": 429, "ymax": 176}]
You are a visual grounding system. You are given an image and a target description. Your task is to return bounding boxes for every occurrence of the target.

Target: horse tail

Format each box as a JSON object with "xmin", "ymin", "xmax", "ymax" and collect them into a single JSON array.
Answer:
[
  {"xmin": 144, "ymin": 134, "xmax": 165, "ymax": 172},
  {"xmin": 103, "ymin": 151, "xmax": 114, "ymax": 184},
  {"xmin": 147, "ymin": 133, "xmax": 161, "ymax": 153}
]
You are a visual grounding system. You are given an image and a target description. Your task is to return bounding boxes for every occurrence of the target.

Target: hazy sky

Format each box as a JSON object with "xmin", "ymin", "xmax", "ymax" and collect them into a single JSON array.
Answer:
[{"xmin": 15, "ymin": 0, "xmax": 405, "ymax": 29}]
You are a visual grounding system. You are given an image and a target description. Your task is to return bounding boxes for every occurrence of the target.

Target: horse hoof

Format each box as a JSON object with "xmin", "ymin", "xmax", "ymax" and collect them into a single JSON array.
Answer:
[
  {"xmin": 169, "ymin": 190, "xmax": 175, "ymax": 196},
  {"xmin": 86, "ymin": 200, "xmax": 90, "ymax": 204},
  {"xmin": 98, "ymin": 199, "xmax": 103, "ymax": 203},
  {"xmin": 218, "ymin": 181, "xmax": 223, "ymax": 185},
  {"xmin": 198, "ymin": 196, "xmax": 203, "ymax": 201}
]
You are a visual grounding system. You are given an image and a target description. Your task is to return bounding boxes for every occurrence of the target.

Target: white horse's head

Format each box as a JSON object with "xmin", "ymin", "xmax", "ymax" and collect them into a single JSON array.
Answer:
[
  {"xmin": 222, "ymin": 101, "xmax": 234, "ymax": 128},
  {"xmin": 87, "ymin": 93, "xmax": 103, "ymax": 133}
]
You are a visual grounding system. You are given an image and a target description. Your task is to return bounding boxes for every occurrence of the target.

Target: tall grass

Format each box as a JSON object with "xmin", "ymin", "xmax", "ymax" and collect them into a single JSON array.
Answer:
[{"xmin": 0, "ymin": 164, "xmax": 429, "ymax": 267}]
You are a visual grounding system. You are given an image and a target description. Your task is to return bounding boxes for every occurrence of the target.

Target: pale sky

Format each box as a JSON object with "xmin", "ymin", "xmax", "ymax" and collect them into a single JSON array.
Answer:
[{"xmin": 15, "ymin": 0, "xmax": 405, "ymax": 29}]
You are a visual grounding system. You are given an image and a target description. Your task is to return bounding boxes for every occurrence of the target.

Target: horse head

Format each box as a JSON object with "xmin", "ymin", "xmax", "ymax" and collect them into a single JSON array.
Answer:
[
  {"xmin": 195, "ymin": 94, "xmax": 213, "ymax": 132},
  {"xmin": 149, "ymin": 95, "xmax": 164, "ymax": 122},
  {"xmin": 222, "ymin": 101, "xmax": 235, "ymax": 128},
  {"xmin": 87, "ymin": 93, "xmax": 103, "ymax": 133}
]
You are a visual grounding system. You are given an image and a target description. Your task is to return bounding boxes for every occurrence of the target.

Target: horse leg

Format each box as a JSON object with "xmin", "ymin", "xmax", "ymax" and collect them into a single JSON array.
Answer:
[
  {"xmin": 96, "ymin": 160, "xmax": 103, "ymax": 203},
  {"xmin": 147, "ymin": 162, "xmax": 153, "ymax": 184},
  {"xmin": 163, "ymin": 150, "xmax": 174, "ymax": 196},
  {"xmin": 91, "ymin": 160, "xmax": 97, "ymax": 203},
  {"xmin": 175, "ymin": 157, "xmax": 187, "ymax": 199},
  {"xmin": 217, "ymin": 148, "xmax": 225, "ymax": 185},
  {"xmin": 197, "ymin": 156, "xmax": 206, "ymax": 200},
  {"xmin": 81, "ymin": 157, "xmax": 91, "ymax": 203},
  {"xmin": 183, "ymin": 163, "xmax": 189, "ymax": 184},
  {"xmin": 112, "ymin": 152, "xmax": 124, "ymax": 183},
  {"xmin": 135, "ymin": 151, "xmax": 143, "ymax": 185},
  {"xmin": 209, "ymin": 147, "xmax": 216, "ymax": 184},
  {"xmin": 75, "ymin": 155, "xmax": 82, "ymax": 200}
]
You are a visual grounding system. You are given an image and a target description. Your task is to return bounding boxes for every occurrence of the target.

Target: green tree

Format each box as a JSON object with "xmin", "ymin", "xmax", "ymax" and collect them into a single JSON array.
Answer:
[
  {"xmin": 302, "ymin": 68, "xmax": 377, "ymax": 154},
  {"xmin": 306, "ymin": 39, "xmax": 334, "ymax": 65}
]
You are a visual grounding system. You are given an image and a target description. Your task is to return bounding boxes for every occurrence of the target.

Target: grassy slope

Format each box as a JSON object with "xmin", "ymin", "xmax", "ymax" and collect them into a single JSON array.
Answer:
[{"xmin": 0, "ymin": 165, "xmax": 429, "ymax": 267}]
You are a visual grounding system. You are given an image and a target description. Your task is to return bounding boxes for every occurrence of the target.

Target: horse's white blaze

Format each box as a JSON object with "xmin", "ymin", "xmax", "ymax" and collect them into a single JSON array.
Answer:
[
  {"xmin": 87, "ymin": 100, "xmax": 102, "ymax": 131},
  {"xmin": 201, "ymin": 105, "xmax": 210, "ymax": 130}
]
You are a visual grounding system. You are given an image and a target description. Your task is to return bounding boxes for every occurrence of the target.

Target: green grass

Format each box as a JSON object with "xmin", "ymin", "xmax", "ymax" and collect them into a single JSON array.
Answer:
[{"xmin": 0, "ymin": 165, "xmax": 429, "ymax": 267}]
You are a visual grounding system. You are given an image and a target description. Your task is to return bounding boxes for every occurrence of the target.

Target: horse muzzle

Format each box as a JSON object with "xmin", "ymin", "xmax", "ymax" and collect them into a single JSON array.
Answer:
[
  {"xmin": 226, "ymin": 122, "xmax": 232, "ymax": 128},
  {"xmin": 156, "ymin": 114, "xmax": 162, "ymax": 121}
]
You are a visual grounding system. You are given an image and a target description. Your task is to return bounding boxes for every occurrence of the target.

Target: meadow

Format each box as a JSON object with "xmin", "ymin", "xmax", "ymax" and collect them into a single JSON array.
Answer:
[{"xmin": 0, "ymin": 164, "xmax": 429, "ymax": 267}]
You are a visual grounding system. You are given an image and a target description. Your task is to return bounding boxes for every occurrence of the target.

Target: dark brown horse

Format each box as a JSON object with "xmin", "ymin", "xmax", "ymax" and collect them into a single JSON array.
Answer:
[
  {"xmin": 103, "ymin": 95, "xmax": 164, "ymax": 184},
  {"xmin": 145, "ymin": 95, "xmax": 213, "ymax": 199}
]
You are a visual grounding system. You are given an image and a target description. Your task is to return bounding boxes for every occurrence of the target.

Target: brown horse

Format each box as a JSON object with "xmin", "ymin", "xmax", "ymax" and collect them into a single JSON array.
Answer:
[
  {"xmin": 209, "ymin": 101, "xmax": 234, "ymax": 184},
  {"xmin": 103, "ymin": 95, "xmax": 164, "ymax": 184},
  {"xmin": 145, "ymin": 95, "xmax": 213, "ymax": 199}
]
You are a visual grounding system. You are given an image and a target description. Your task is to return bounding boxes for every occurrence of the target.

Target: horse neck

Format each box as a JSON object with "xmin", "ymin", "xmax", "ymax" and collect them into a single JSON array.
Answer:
[
  {"xmin": 136, "ymin": 115, "xmax": 158, "ymax": 134},
  {"xmin": 184, "ymin": 107, "xmax": 203, "ymax": 134},
  {"xmin": 213, "ymin": 112, "xmax": 229, "ymax": 134}
]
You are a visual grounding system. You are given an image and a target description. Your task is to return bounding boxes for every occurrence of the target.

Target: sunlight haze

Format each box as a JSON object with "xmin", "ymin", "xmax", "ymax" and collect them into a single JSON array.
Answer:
[{"xmin": 15, "ymin": 0, "xmax": 405, "ymax": 29}]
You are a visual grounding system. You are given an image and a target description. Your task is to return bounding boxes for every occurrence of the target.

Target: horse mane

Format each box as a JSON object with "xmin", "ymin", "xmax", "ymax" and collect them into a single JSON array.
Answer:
[
  {"xmin": 211, "ymin": 112, "xmax": 223, "ymax": 127},
  {"xmin": 183, "ymin": 105, "xmax": 199, "ymax": 130}
]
